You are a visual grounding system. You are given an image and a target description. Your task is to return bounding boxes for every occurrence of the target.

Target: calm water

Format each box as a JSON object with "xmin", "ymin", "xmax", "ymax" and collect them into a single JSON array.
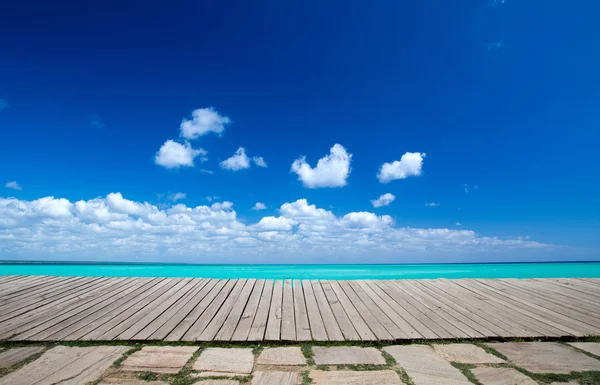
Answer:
[{"xmin": 1, "ymin": 262, "xmax": 600, "ymax": 280}]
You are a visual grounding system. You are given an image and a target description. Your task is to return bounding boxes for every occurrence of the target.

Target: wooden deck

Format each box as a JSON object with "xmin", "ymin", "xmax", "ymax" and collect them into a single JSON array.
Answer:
[{"xmin": 0, "ymin": 276, "xmax": 599, "ymax": 342}]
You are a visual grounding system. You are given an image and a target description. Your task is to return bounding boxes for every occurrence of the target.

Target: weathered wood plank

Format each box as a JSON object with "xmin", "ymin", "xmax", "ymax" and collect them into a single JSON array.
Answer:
[
  {"xmin": 264, "ymin": 280, "xmax": 283, "ymax": 341},
  {"xmin": 301, "ymin": 280, "xmax": 328, "ymax": 341},
  {"xmin": 280, "ymin": 279, "xmax": 296, "ymax": 341},
  {"xmin": 310, "ymin": 280, "xmax": 344, "ymax": 341},
  {"xmin": 232, "ymin": 279, "xmax": 265, "ymax": 341},
  {"xmin": 247, "ymin": 279, "xmax": 273, "ymax": 341}
]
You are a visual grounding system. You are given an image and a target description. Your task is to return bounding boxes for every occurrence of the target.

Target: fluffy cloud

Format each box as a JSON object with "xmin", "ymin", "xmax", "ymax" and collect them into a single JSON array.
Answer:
[
  {"xmin": 180, "ymin": 107, "xmax": 231, "ymax": 140},
  {"xmin": 371, "ymin": 193, "xmax": 395, "ymax": 208},
  {"xmin": 377, "ymin": 152, "xmax": 425, "ymax": 183},
  {"xmin": 168, "ymin": 192, "xmax": 186, "ymax": 202},
  {"xmin": 221, "ymin": 147, "xmax": 250, "ymax": 170},
  {"xmin": 252, "ymin": 157, "xmax": 267, "ymax": 167},
  {"xmin": 425, "ymin": 202, "xmax": 439, "ymax": 207},
  {"xmin": 220, "ymin": 147, "xmax": 266, "ymax": 171},
  {"xmin": 211, "ymin": 201, "xmax": 234, "ymax": 211},
  {"xmin": 0, "ymin": 194, "xmax": 548, "ymax": 262},
  {"xmin": 252, "ymin": 202, "xmax": 267, "ymax": 211},
  {"xmin": 155, "ymin": 140, "xmax": 207, "ymax": 169},
  {"xmin": 291, "ymin": 144, "xmax": 352, "ymax": 188},
  {"xmin": 253, "ymin": 216, "xmax": 296, "ymax": 231},
  {"xmin": 5, "ymin": 181, "xmax": 22, "ymax": 191}
]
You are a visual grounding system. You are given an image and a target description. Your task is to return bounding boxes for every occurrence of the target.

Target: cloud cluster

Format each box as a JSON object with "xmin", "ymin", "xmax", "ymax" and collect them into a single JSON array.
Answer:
[
  {"xmin": 0, "ymin": 193, "xmax": 547, "ymax": 262},
  {"xmin": 291, "ymin": 144, "xmax": 352, "ymax": 188},
  {"xmin": 5, "ymin": 181, "xmax": 22, "ymax": 191},
  {"xmin": 377, "ymin": 152, "xmax": 426, "ymax": 183},
  {"xmin": 252, "ymin": 202, "xmax": 267, "ymax": 211},
  {"xmin": 155, "ymin": 140, "xmax": 207, "ymax": 169},
  {"xmin": 220, "ymin": 147, "xmax": 267, "ymax": 171},
  {"xmin": 371, "ymin": 193, "xmax": 395, "ymax": 208},
  {"xmin": 180, "ymin": 107, "xmax": 231, "ymax": 140}
]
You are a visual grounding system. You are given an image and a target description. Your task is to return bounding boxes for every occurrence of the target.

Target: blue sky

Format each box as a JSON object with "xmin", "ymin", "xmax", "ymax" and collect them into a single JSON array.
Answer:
[{"xmin": 0, "ymin": 0, "xmax": 599, "ymax": 263}]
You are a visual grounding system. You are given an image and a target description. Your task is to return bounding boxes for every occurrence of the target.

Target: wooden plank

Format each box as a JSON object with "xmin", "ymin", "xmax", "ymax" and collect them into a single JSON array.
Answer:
[
  {"xmin": 354, "ymin": 280, "xmax": 415, "ymax": 339},
  {"xmin": 310, "ymin": 280, "xmax": 344, "ymax": 341},
  {"xmin": 0, "ymin": 277, "xmax": 107, "ymax": 322},
  {"xmin": 148, "ymin": 278, "xmax": 214, "ymax": 340},
  {"xmin": 433, "ymin": 279, "xmax": 541, "ymax": 338},
  {"xmin": 495, "ymin": 279, "xmax": 600, "ymax": 319},
  {"xmin": 363, "ymin": 280, "xmax": 433, "ymax": 339},
  {"xmin": 454, "ymin": 280, "xmax": 572, "ymax": 337},
  {"xmin": 181, "ymin": 279, "xmax": 237, "ymax": 341},
  {"xmin": 321, "ymin": 280, "xmax": 383, "ymax": 341},
  {"xmin": 232, "ymin": 279, "xmax": 265, "ymax": 341},
  {"xmin": 165, "ymin": 279, "xmax": 227, "ymax": 341},
  {"xmin": 280, "ymin": 279, "xmax": 296, "ymax": 341},
  {"xmin": 0, "ymin": 277, "xmax": 119, "ymax": 339},
  {"xmin": 293, "ymin": 280, "xmax": 311, "ymax": 341},
  {"xmin": 198, "ymin": 279, "xmax": 248, "ymax": 341},
  {"xmin": 11, "ymin": 278, "xmax": 135, "ymax": 340},
  {"xmin": 265, "ymin": 280, "xmax": 283, "ymax": 341},
  {"xmin": 215, "ymin": 279, "xmax": 257, "ymax": 341},
  {"xmin": 301, "ymin": 280, "xmax": 328, "ymax": 341},
  {"xmin": 476, "ymin": 279, "xmax": 600, "ymax": 334},
  {"xmin": 402, "ymin": 280, "xmax": 485, "ymax": 338},
  {"xmin": 112, "ymin": 278, "xmax": 195, "ymax": 340},
  {"xmin": 0, "ymin": 276, "xmax": 75, "ymax": 304},
  {"xmin": 130, "ymin": 279, "xmax": 208, "ymax": 340},
  {"xmin": 319, "ymin": 280, "xmax": 361, "ymax": 341},
  {"xmin": 17, "ymin": 278, "xmax": 144, "ymax": 341},
  {"xmin": 81, "ymin": 278, "xmax": 179, "ymax": 340},
  {"xmin": 522, "ymin": 280, "xmax": 600, "ymax": 313},
  {"xmin": 247, "ymin": 279, "xmax": 273, "ymax": 341},
  {"xmin": 60, "ymin": 278, "xmax": 164, "ymax": 340},
  {"xmin": 417, "ymin": 280, "xmax": 515, "ymax": 337}
]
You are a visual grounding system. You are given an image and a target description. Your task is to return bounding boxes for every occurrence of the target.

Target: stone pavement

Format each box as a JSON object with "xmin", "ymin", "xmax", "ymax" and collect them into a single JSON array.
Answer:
[{"xmin": 0, "ymin": 341, "xmax": 598, "ymax": 384}]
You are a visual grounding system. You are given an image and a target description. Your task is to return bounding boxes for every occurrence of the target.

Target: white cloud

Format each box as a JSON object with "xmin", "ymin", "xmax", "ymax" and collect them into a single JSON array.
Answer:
[
  {"xmin": 253, "ymin": 216, "xmax": 296, "ymax": 231},
  {"xmin": 456, "ymin": 222, "xmax": 462, "ymax": 226},
  {"xmin": 464, "ymin": 184, "xmax": 469, "ymax": 193},
  {"xmin": 220, "ymin": 147, "xmax": 250, "ymax": 171},
  {"xmin": 425, "ymin": 202, "xmax": 439, "ymax": 207},
  {"xmin": 252, "ymin": 202, "xmax": 267, "ymax": 211},
  {"xmin": 211, "ymin": 201, "xmax": 234, "ymax": 211},
  {"xmin": 220, "ymin": 148, "xmax": 267, "ymax": 171},
  {"xmin": 155, "ymin": 140, "xmax": 207, "ymax": 169},
  {"xmin": 0, "ymin": 194, "xmax": 549, "ymax": 262},
  {"xmin": 377, "ymin": 152, "xmax": 426, "ymax": 183},
  {"xmin": 200, "ymin": 169, "xmax": 214, "ymax": 174},
  {"xmin": 180, "ymin": 107, "xmax": 231, "ymax": 140},
  {"xmin": 371, "ymin": 193, "xmax": 395, "ymax": 208},
  {"xmin": 252, "ymin": 157, "xmax": 267, "ymax": 167},
  {"xmin": 5, "ymin": 181, "xmax": 22, "ymax": 191},
  {"xmin": 168, "ymin": 192, "xmax": 186, "ymax": 202},
  {"xmin": 291, "ymin": 144, "xmax": 352, "ymax": 188},
  {"xmin": 205, "ymin": 196, "xmax": 219, "ymax": 202}
]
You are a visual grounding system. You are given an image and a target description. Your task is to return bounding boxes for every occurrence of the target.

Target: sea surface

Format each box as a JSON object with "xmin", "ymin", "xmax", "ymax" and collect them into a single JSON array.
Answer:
[{"xmin": 1, "ymin": 262, "xmax": 600, "ymax": 280}]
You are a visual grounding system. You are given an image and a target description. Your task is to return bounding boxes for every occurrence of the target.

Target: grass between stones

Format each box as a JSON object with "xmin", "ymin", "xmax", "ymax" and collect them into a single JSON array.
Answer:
[{"xmin": 2, "ymin": 338, "xmax": 600, "ymax": 384}]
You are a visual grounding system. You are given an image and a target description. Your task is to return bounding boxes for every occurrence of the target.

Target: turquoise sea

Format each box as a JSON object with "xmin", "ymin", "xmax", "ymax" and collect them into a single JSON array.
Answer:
[{"xmin": 1, "ymin": 262, "xmax": 600, "ymax": 280}]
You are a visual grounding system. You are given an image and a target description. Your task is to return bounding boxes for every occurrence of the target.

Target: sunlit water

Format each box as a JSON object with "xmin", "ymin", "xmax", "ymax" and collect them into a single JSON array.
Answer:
[{"xmin": 1, "ymin": 262, "xmax": 599, "ymax": 279}]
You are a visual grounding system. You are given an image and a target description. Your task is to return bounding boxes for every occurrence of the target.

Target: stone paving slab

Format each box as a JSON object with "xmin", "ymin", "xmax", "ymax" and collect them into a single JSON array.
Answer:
[
  {"xmin": 0, "ymin": 346, "xmax": 45, "ymax": 369},
  {"xmin": 194, "ymin": 372, "xmax": 249, "ymax": 378},
  {"xmin": 471, "ymin": 367, "xmax": 537, "ymax": 385},
  {"xmin": 251, "ymin": 371, "xmax": 298, "ymax": 385},
  {"xmin": 568, "ymin": 342, "xmax": 600, "ymax": 357},
  {"xmin": 196, "ymin": 380, "xmax": 241, "ymax": 385},
  {"xmin": 433, "ymin": 344, "xmax": 504, "ymax": 364},
  {"xmin": 312, "ymin": 346, "xmax": 386, "ymax": 365},
  {"xmin": 488, "ymin": 342, "xmax": 600, "ymax": 374},
  {"xmin": 99, "ymin": 379, "xmax": 168, "ymax": 385},
  {"xmin": 383, "ymin": 345, "xmax": 472, "ymax": 385},
  {"xmin": 310, "ymin": 370, "xmax": 404, "ymax": 385},
  {"xmin": 121, "ymin": 346, "xmax": 198, "ymax": 374},
  {"xmin": 193, "ymin": 348, "xmax": 254, "ymax": 374},
  {"xmin": 256, "ymin": 347, "xmax": 306, "ymax": 365},
  {"xmin": 0, "ymin": 345, "xmax": 128, "ymax": 385}
]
